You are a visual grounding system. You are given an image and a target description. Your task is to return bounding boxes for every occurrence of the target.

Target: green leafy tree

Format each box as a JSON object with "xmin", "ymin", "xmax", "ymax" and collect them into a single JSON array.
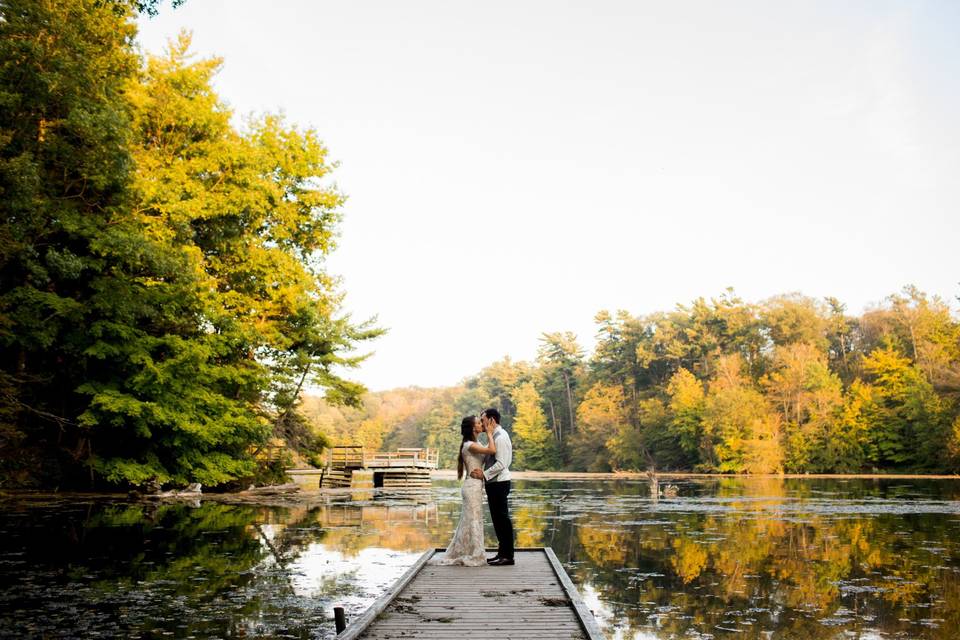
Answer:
[
  {"xmin": 536, "ymin": 331, "xmax": 584, "ymax": 443},
  {"xmin": 0, "ymin": 13, "xmax": 377, "ymax": 488},
  {"xmin": 592, "ymin": 311, "xmax": 649, "ymax": 405},
  {"xmin": 616, "ymin": 397, "xmax": 689, "ymax": 471},
  {"xmin": 420, "ymin": 400, "xmax": 461, "ymax": 469},
  {"xmin": 859, "ymin": 345, "xmax": 951, "ymax": 469},
  {"xmin": 825, "ymin": 296, "xmax": 860, "ymax": 383},
  {"xmin": 947, "ymin": 415, "xmax": 960, "ymax": 473},
  {"xmin": 472, "ymin": 357, "xmax": 534, "ymax": 429},
  {"xmin": 0, "ymin": 0, "xmax": 141, "ymax": 485}
]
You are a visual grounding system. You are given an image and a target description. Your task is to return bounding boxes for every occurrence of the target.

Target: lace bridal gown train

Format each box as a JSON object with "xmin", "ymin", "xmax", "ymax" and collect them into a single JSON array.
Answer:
[{"xmin": 432, "ymin": 442, "xmax": 487, "ymax": 566}]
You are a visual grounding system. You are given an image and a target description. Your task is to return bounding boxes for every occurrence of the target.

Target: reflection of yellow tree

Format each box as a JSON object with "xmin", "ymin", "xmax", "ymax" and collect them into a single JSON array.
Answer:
[
  {"xmin": 577, "ymin": 521, "xmax": 631, "ymax": 567},
  {"xmin": 671, "ymin": 537, "xmax": 707, "ymax": 584},
  {"xmin": 514, "ymin": 504, "xmax": 549, "ymax": 547},
  {"xmin": 941, "ymin": 569, "xmax": 960, "ymax": 635},
  {"xmin": 710, "ymin": 518, "xmax": 777, "ymax": 598},
  {"xmin": 276, "ymin": 504, "xmax": 446, "ymax": 557},
  {"xmin": 771, "ymin": 526, "xmax": 844, "ymax": 610},
  {"xmin": 565, "ymin": 481, "xmax": 960, "ymax": 640}
]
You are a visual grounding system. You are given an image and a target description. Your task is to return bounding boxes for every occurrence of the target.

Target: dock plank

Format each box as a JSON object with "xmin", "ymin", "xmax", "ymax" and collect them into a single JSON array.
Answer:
[{"xmin": 342, "ymin": 548, "xmax": 602, "ymax": 640}]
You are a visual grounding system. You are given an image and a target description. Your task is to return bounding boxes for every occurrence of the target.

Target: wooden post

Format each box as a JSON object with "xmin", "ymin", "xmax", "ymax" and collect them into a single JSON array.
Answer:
[{"xmin": 334, "ymin": 606, "xmax": 346, "ymax": 634}]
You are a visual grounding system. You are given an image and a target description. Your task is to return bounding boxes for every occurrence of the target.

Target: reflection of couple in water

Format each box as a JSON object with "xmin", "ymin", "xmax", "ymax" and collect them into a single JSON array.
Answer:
[{"xmin": 432, "ymin": 408, "xmax": 515, "ymax": 566}]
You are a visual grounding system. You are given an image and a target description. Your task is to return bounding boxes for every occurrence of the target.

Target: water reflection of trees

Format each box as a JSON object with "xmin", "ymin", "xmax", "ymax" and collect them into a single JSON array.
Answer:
[
  {"xmin": 0, "ymin": 499, "xmax": 446, "ymax": 638},
  {"xmin": 3, "ymin": 480, "xmax": 959, "ymax": 639},
  {"xmin": 268, "ymin": 502, "xmax": 444, "ymax": 557},
  {"xmin": 530, "ymin": 479, "xmax": 960, "ymax": 639}
]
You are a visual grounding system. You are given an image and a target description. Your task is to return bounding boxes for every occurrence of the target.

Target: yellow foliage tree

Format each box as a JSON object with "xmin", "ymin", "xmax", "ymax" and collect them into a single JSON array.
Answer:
[
  {"xmin": 510, "ymin": 382, "xmax": 557, "ymax": 470},
  {"xmin": 572, "ymin": 383, "xmax": 626, "ymax": 471},
  {"xmin": 703, "ymin": 356, "xmax": 783, "ymax": 473}
]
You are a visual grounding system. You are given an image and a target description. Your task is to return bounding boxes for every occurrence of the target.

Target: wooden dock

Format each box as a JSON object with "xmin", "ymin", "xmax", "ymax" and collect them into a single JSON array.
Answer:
[
  {"xmin": 319, "ymin": 446, "xmax": 439, "ymax": 489},
  {"xmin": 338, "ymin": 547, "xmax": 604, "ymax": 640}
]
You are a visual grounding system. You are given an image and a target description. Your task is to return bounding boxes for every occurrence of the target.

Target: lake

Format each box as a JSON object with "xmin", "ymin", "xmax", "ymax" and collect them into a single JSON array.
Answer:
[{"xmin": 1, "ymin": 477, "xmax": 959, "ymax": 639}]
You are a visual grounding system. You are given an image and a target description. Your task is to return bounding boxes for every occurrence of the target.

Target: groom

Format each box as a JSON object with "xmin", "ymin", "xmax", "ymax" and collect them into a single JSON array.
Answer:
[{"xmin": 470, "ymin": 408, "xmax": 514, "ymax": 566}]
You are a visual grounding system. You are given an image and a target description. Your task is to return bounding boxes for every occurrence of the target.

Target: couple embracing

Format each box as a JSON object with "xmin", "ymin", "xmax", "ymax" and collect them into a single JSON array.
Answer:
[{"xmin": 433, "ymin": 408, "xmax": 515, "ymax": 566}]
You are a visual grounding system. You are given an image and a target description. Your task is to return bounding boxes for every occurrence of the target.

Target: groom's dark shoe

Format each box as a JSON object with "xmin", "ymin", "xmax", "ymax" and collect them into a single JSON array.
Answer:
[
  {"xmin": 486, "ymin": 555, "xmax": 500, "ymax": 564},
  {"xmin": 489, "ymin": 557, "xmax": 515, "ymax": 566}
]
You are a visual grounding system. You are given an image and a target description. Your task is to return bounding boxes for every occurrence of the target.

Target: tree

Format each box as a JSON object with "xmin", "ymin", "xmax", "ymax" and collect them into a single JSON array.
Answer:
[
  {"xmin": 510, "ymin": 382, "xmax": 558, "ymax": 470},
  {"xmin": 666, "ymin": 368, "xmax": 706, "ymax": 465},
  {"xmin": 763, "ymin": 343, "xmax": 843, "ymax": 472},
  {"xmin": 304, "ymin": 287, "xmax": 958, "ymax": 475},
  {"xmin": 536, "ymin": 331, "xmax": 584, "ymax": 442},
  {"xmin": 0, "ymin": 15, "xmax": 378, "ymax": 488},
  {"xmin": 760, "ymin": 294, "xmax": 829, "ymax": 351},
  {"xmin": 473, "ymin": 357, "xmax": 533, "ymax": 429},
  {"xmin": 947, "ymin": 416, "xmax": 960, "ymax": 473},
  {"xmin": 825, "ymin": 296, "xmax": 859, "ymax": 383},
  {"xmin": 612, "ymin": 397, "xmax": 688, "ymax": 471},
  {"xmin": 420, "ymin": 401, "xmax": 460, "ymax": 469},
  {"xmin": 572, "ymin": 383, "xmax": 626, "ymax": 471},
  {"xmin": 675, "ymin": 290, "xmax": 765, "ymax": 381},
  {"xmin": 859, "ymin": 345, "xmax": 951, "ymax": 470},
  {"xmin": 887, "ymin": 287, "xmax": 960, "ymax": 393},
  {"xmin": 592, "ymin": 311, "xmax": 649, "ymax": 407},
  {"xmin": 701, "ymin": 356, "xmax": 783, "ymax": 473},
  {"xmin": 0, "ymin": 0, "xmax": 141, "ymax": 486}
]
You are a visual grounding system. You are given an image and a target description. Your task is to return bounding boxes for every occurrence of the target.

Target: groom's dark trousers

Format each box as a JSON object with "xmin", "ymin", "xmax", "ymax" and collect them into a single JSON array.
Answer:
[{"xmin": 485, "ymin": 480, "xmax": 514, "ymax": 560}]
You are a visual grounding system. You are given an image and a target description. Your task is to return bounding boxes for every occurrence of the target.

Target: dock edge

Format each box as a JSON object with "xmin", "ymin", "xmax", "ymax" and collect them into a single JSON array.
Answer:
[
  {"xmin": 336, "ymin": 547, "xmax": 605, "ymax": 639},
  {"xmin": 337, "ymin": 548, "xmax": 436, "ymax": 640},
  {"xmin": 543, "ymin": 546, "xmax": 606, "ymax": 640}
]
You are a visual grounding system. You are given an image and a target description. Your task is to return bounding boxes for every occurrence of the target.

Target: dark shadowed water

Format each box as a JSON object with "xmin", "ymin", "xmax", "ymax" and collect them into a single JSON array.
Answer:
[{"xmin": 1, "ymin": 477, "xmax": 959, "ymax": 639}]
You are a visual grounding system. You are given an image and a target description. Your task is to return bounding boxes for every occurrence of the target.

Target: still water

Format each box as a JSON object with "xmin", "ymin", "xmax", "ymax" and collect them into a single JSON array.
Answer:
[{"xmin": 1, "ymin": 477, "xmax": 959, "ymax": 639}]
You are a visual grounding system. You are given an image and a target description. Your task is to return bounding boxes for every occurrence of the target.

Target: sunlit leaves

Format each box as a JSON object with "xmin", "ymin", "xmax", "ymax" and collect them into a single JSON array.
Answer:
[{"xmin": 0, "ymin": 10, "xmax": 376, "ymax": 488}]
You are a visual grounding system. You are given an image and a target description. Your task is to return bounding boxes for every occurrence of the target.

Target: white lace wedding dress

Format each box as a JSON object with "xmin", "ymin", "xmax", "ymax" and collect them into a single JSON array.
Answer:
[{"xmin": 432, "ymin": 441, "xmax": 487, "ymax": 566}]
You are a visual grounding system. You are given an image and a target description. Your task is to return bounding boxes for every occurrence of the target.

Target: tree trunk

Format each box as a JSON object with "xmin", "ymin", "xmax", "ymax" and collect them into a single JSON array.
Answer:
[
  {"xmin": 839, "ymin": 331, "xmax": 849, "ymax": 373},
  {"xmin": 563, "ymin": 371, "xmax": 575, "ymax": 434},
  {"xmin": 548, "ymin": 399, "xmax": 559, "ymax": 442},
  {"xmin": 276, "ymin": 363, "xmax": 311, "ymax": 430}
]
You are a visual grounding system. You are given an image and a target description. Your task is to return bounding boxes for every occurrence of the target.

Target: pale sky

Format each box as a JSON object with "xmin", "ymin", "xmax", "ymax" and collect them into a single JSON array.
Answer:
[{"xmin": 137, "ymin": 1, "xmax": 959, "ymax": 392}]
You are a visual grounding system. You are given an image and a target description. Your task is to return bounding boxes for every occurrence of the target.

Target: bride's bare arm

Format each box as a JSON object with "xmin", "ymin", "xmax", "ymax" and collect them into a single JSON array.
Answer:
[{"xmin": 467, "ymin": 427, "xmax": 496, "ymax": 456}]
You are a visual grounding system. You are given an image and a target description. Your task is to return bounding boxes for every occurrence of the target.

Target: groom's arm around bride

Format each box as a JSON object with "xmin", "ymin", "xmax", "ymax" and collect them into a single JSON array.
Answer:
[{"xmin": 470, "ymin": 408, "xmax": 515, "ymax": 564}]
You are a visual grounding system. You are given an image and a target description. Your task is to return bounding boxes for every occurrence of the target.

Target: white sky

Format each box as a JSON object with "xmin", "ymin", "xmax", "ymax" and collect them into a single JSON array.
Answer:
[{"xmin": 137, "ymin": 0, "xmax": 960, "ymax": 392}]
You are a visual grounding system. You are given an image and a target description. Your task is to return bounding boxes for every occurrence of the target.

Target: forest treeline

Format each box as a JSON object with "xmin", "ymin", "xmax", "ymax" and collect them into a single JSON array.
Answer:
[
  {"xmin": 0, "ymin": 1, "xmax": 377, "ymax": 488},
  {"xmin": 308, "ymin": 288, "xmax": 960, "ymax": 474}
]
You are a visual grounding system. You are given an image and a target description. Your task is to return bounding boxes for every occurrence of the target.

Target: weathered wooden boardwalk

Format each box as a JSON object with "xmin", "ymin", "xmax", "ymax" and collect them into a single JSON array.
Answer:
[
  {"xmin": 313, "ymin": 446, "xmax": 440, "ymax": 489},
  {"xmin": 339, "ymin": 548, "xmax": 604, "ymax": 640}
]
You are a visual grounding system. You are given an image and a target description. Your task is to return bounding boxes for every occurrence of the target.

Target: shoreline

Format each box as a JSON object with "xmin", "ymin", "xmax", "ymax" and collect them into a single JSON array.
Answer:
[
  {"xmin": 431, "ymin": 469, "xmax": 960, "ymax": 480},
  {"xmin": 2, "ymin": 471, "xmax": 959, "ymax": 502}
]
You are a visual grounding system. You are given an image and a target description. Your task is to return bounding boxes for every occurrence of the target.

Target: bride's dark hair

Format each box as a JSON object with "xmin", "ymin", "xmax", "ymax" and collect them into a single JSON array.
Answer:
[{"xmin": 457, "ymin": 415, "xmax": 477, "ymax": 480}]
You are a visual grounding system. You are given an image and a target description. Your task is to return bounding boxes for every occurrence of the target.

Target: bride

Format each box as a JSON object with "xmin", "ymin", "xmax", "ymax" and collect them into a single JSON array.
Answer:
[{"xmin": 432, "ymin": 415, "xmax": 496, "ymax": 566}]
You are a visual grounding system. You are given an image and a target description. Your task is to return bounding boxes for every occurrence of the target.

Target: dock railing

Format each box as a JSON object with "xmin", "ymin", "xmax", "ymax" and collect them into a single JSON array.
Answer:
[
  {"xmin": 363, "ymin": 447, "xmax": 438, "ymax": 468},
  {"xmin": 327, "ymin": 445, "xmax": 365, "ymax": 469}
]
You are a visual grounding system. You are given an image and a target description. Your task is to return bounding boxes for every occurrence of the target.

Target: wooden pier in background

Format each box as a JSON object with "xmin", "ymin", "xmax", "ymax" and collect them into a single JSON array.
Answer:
[
  {"xmin": 316, "ymin": 446, "xmax": 439, "ymax": 490},
  {"xmin": 337, "ymin": 547, "xmax": 604, "ymax": 640}
]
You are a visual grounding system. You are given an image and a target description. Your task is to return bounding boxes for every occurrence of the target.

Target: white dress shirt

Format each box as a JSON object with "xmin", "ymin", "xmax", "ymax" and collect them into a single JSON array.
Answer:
[{"xmin": 483, "ymin": 425, "xmax": 512, "ymax": 482}]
